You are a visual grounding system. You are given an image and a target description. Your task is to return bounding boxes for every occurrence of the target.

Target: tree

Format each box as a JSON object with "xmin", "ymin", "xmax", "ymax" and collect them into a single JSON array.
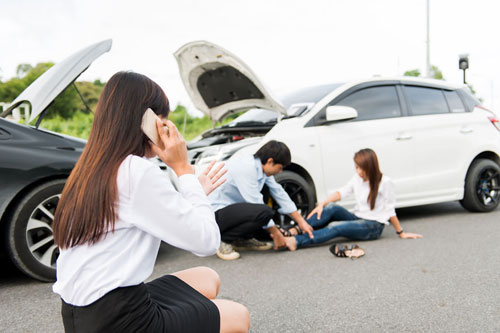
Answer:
[
  {"xmin": 403, "ymin": 69, "xmax": 420, "ymax": 77},
  {"xmin": 0, "ymin": 62, "xmax": 105, "ymax": 120},
  {"xmin": 16, "ymin": 64, "xmax": 33, "ymax": 78},
  {"xmin": 403, "ymin": 65, "xmax": 444, "ymax": 80},
  {"xmin": 430, "ymin": 65, "xmax": 444, "ymax": 80}
]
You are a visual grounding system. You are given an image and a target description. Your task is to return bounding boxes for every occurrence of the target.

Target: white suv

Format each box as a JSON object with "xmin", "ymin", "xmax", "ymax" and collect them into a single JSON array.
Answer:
[{"xmin": 176, "ymin": 41, "xmax": 500, "ymax": 217}]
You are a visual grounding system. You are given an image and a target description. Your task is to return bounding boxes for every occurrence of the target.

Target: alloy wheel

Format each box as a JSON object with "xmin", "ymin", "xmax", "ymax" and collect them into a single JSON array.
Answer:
[
  {"xmin": 476, "ymin": 168, "xmax": 500, "ymax": 207},
  {"xmin": 25, "ymin": 194, "xmax": 60, "ymax": 268}
]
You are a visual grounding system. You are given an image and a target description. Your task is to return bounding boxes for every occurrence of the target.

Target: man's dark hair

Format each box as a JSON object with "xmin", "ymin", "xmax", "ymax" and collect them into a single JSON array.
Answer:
[{"xmin": 254, "ymin": 140, "xmax": 291, "ymax": 167}]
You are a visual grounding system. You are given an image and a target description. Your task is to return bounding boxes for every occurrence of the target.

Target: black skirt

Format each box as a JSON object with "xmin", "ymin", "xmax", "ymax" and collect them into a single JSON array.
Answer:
[{"xmin": 61, "ymin": 275, "xmax": 220, "ymax": 333}]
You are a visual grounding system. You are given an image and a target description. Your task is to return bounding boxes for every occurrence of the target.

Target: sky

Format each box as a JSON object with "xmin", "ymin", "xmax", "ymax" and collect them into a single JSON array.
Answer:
[{"xmin": 1, "ymin": 0, "xmax": 499, "ymax": 116}]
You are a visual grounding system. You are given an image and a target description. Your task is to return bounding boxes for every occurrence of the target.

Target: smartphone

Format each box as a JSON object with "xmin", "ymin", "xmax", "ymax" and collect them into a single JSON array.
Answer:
[{"xmin": 141, "ymin": 108, "xmax": 166, "ymax": 149}]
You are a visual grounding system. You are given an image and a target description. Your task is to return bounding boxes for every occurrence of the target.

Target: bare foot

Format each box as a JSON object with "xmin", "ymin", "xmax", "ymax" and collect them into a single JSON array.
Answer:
[{"xmin": 284, "ymin": 237, "xmax": 297, "ymax": 251}]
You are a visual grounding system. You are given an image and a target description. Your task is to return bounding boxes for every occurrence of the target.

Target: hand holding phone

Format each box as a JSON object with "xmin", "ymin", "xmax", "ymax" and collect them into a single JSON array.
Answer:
[
  {"xmin": 141, "ymin": 108, "xmax": 167, "ymax": 150},
  {"xmin": 144, "ymin": 109, "xmax": 193, "ymax": 176}
]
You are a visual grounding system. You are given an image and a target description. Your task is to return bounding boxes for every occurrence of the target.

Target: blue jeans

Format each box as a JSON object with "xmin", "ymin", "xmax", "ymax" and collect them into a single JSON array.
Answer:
[{"xmin": 295, "ymin": 204, "xmax": 385, "ymax": 248}]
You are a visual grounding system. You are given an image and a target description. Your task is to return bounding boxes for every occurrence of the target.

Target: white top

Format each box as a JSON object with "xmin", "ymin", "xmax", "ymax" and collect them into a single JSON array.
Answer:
[
  {"xmin": 338, "ymin": 174, "xmax": 396, "ymax": 224},
  {"xmin": 52, "ymin": 155, "xmax": 220, "ymax": 306}
]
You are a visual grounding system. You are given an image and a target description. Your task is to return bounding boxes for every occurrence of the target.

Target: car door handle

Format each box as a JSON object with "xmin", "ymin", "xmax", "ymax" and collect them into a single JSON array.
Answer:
[
  {"xmin": 396, "ymin": 134, "xmax": 413, "ymax": 140},
  {"xmin": 460, "ymin": 127, "xmax": 473, "ymax": 134}
]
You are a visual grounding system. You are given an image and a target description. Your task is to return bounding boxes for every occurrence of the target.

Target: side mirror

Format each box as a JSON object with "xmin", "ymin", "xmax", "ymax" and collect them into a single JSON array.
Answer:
[{"xmin": 325, "ymin": 106, "xmax": 358, "ymax": 122}]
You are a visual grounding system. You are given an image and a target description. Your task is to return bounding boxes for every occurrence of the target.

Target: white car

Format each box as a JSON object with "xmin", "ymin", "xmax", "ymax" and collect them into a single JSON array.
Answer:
[{"xmin": 175, "ymin": 41, "xmax": 500, "ymax": 221}]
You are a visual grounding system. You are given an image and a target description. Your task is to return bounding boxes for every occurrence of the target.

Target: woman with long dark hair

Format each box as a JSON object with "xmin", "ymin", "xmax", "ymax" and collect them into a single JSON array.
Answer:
[
  {"xmin": 283, "ymin": 148, "xmax": 422, "ymax": 255},
  {"xmin": 52, "ymin": 71, "xmax": 249, "ymax": 332}
]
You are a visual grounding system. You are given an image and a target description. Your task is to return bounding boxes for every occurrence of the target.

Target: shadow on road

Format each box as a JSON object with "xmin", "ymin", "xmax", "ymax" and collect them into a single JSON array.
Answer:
[
  {"xmin": 396, "ymin": 201, "xmax": 470, "ymax": 219},
  {"xmin": 0, "ymin": 253, "xmax": 33, "ymax": 284}
]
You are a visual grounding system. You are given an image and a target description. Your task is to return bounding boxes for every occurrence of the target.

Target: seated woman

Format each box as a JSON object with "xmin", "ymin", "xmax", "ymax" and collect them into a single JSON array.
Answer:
[
  {"xmin": 283, "ymin": 148, "xmax": 422, "ymax": 255},
  {"xmin": 52, "ymin": 72, "xmax": 249, "ymax": 333}
]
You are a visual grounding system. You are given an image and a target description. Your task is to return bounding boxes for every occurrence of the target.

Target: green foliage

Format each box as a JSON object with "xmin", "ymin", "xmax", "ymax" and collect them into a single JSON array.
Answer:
[
  {"xmin": 404, "ymin": 69, "xmax": 420, "ymax": 77},
  {"xmin": 168, "ymin": 105, "xmax": 241, "ymax": 141},
  {"xmin": 1, "ymin": 62, "xmax": 238, "ymax": 142},
  {"xmin": 430, "ymin": 65, "xmax": 444, "ymax": 80},
  {"xmin": 40, "ymin": 111, "xmax": 94, "ymax": 139},
  {"xmin": 74, "ymin": 81, "xmax": 103, "ymax": 112},
  {"xmin": 169, "ymin": 105, "xmax": 215, "ymax": 141},
  {"xmin": 403, "ymin": 66, "xmax": 444, "ymax": 80},
  {"xmin": 0, "ymin": 62, "xmax": 105, "ymax": 120}
]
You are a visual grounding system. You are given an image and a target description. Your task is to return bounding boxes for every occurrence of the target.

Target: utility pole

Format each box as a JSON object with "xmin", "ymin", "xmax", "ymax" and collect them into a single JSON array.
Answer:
[{"xmin": 426, "ymin": 0, "xmax": 431, "ymax": 78}]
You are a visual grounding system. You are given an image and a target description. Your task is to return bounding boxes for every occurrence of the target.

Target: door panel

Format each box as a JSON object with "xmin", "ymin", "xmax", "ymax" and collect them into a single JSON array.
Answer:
[
  {"xmin": 316, "ymin": 85, "xmax": 417, "ymax": 207},
  {"xmin": 403, "ymin": 86, "xmax": 476, "ymax": 201}
]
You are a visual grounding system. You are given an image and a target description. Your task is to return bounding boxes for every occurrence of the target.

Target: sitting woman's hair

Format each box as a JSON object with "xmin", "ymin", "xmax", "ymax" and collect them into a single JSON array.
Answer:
[
  {"xmin": 53, "ymin": 71, "xmax": 170, "ymax": 249},
  {"xmin": 254, "ymin": 140, "xmax": 291, "ymax": 167},
  {"xmin": 354, "ymin": 148, "xmax": 383, "ymax": 210}
]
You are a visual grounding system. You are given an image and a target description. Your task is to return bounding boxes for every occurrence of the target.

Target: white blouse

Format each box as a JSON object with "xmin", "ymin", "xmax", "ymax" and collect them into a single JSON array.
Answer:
[
  {"xmin": 338, "ymin": 174, "xmax": 396, "ymax": 224},
  {"xmin": 53, "ymin": 155, "xmax": 220, "ymax": 306}
]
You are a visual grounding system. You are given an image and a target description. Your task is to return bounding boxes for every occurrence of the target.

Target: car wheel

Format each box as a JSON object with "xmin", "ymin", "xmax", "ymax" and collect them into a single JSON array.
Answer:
[
  {"xmin": 273, "ymin": 171, "xmax": 315, "ymax": 227},
  {"xmin": 460, "ymin": 159, "xmax": 500, "ymax": 212},
  {"xmin": 5, "ymin": 179, "xmax": 65, "ymax": 282}
]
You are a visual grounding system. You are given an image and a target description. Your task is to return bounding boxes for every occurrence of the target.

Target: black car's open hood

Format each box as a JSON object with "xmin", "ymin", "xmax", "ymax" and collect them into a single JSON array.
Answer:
[{"xmin": 1, "ymin": 39, "xmax": 112, "ymax": 123}]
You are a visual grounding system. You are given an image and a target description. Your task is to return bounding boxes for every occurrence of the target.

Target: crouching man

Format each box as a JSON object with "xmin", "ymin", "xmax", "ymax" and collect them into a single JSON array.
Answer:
[{"xmin": 209, "ymin": 140, "xmax": 313, "ymax": 260}]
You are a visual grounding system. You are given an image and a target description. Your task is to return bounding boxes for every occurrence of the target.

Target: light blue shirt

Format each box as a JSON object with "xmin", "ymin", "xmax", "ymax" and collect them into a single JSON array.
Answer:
[{"xmin": 210, "ymin": 155, "xmax": 297, "ymax": 228}]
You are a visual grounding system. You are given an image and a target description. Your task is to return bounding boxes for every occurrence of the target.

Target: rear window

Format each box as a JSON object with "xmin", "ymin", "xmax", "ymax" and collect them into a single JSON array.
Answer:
[
  {"xmin": 405, "ymin": 86, "xmax": 449, "ymax": 116},
  {"xmin": 459, "ymin": 87, "xmax": 481, "ymax": 112},
  {"xmin": 444, "ymin": 90, "xmax": 466, "ymax": 113}
]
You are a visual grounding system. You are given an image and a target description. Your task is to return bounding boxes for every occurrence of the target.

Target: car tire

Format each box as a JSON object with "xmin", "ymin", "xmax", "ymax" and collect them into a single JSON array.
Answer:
[
  {"xmin": 5, "ymin": 179, "xmax": 65, "ymax": 282},
  {"xmin": 273, "ymin": 171, "xmax": 315, "ymax": 226},
  {"xmin": 460, "ymin": 159, "xmax": 500, "ymax": 212}
]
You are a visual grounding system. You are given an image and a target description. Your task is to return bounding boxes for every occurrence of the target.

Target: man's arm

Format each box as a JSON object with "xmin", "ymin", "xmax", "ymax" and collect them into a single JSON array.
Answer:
[{"xmin": 265, "ymin": 177, "xmax": 314, "ymax": 238}]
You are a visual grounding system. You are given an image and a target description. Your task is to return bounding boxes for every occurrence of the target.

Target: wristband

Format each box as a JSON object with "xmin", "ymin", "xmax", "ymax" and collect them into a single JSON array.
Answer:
[{"xmin": 396, "ymin": 229, "xmax": 404, "ymax": 235}]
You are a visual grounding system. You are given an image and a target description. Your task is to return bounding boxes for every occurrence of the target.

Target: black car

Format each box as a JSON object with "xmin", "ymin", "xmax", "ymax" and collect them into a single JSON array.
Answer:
[{"xmin": 0, "ymin": 40, "xmax": 112, "ymax": 281}]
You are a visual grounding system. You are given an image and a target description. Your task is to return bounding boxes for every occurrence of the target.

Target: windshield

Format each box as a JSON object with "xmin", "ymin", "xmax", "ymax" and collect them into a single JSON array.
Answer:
[
  {"xmin": 281, "ymin": 83, "xmax": 343, "ymax": 109},
  {"xmin": 222, "ymin": 83, "xmax": 344, "ymax": 127},
  {"xmin": 225, "ymin": 108, "xmax": 278, "ymax": 127}
]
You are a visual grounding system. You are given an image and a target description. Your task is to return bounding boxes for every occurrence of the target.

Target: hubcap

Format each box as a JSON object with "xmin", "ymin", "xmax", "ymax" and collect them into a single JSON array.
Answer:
[
  {"xmin": 26, "ymin": 194, "xmax": 60, "ymax": 268},
  {"xmin": 476, "ymin": 168, "xmax": 500, "ymax": 207}
]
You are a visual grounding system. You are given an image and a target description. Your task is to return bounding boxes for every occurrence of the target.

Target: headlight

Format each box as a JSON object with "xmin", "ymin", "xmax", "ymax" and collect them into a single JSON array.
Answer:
[{"xmin": 196, "ymin": 147, "xmax": 232, "ymax": 165}]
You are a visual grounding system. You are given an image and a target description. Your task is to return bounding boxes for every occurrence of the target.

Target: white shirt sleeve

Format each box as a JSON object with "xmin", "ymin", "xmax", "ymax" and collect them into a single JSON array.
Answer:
[
  {"xmin": 338, "ymin": 176, "xmax": 356, "ymax": 200},
  {"xmin": 382, "ymin": 177, "xmax": 397, "ymax": 217},
  {"xmin": 130, "ymin": 165, "xmax": 220, "ymax": 257}
]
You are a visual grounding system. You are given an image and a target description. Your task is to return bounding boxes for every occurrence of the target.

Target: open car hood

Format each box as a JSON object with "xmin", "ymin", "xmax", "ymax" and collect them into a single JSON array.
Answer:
[
  {"xmin": 174, "ymin": 41, "xmax": 286, "ymax": 122},
  {"xmin": 1, "ymin": 39, "xmax": 112, "ymax": 123}
]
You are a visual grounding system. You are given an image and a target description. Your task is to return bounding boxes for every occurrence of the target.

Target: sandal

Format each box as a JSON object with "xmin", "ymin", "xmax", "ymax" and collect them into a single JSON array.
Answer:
[
  {"xmin": 329, "ymin": 243, "xmax": 365, "ymax": 259},
  {"xmin": 278, "ymin": 226, "xmax": 302, "ymax": 237},
  {"xmin": 278, "ymin": 227, "xmax": 293, "ymax": 237}
]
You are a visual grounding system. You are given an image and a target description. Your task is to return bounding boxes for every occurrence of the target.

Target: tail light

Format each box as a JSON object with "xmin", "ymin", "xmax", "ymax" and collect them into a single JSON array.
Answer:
[
  {"xmin": 476, "ymin": 105, "xmax": 500, "ymax": 131},
  {"xmin": 488, "ymin": 116, "xmax": 500, "ymax": 131}
]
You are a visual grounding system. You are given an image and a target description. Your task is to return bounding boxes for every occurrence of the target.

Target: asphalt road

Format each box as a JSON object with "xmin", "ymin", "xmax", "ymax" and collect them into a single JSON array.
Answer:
[{"xmin": 1, "ymin": 201, "xmax": 499, "ymax": 332}]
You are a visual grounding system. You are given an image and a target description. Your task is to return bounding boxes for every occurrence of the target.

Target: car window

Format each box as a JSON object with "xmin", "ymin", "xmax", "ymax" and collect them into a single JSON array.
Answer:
[
  {"xmin": 334, "ymin": 86, "xmax": 401, "ymax": 121},
  {"xmin": 444, "ymin": 90, "xmax": 466, "ymax": 113},
  {"xmin": 405, "ymin": 86, "xmax": 449, "ymax": 116},
  {"xmin": 459, "ymin": 87, "xmax": 480, "ymax": 112}
]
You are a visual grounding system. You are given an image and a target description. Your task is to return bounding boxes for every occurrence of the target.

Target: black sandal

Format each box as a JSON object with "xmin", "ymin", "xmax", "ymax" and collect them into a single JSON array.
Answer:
[
  {"xmin": 278, "ymin": 226, "xmax": 302, "ymax": 237},
  {"xmin": 278, "ymin": 227, "xmax": 293, "ymax": 237},
  {"xmin": 329, "ymin": 243, "xmax": 365, "ymax": 259}
]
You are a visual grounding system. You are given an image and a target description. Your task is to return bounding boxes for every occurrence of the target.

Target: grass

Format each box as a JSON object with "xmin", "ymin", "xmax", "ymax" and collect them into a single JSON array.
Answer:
[{"xmin": 37, "ymin": 107, "xmax": 237, "ymax": 141}]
